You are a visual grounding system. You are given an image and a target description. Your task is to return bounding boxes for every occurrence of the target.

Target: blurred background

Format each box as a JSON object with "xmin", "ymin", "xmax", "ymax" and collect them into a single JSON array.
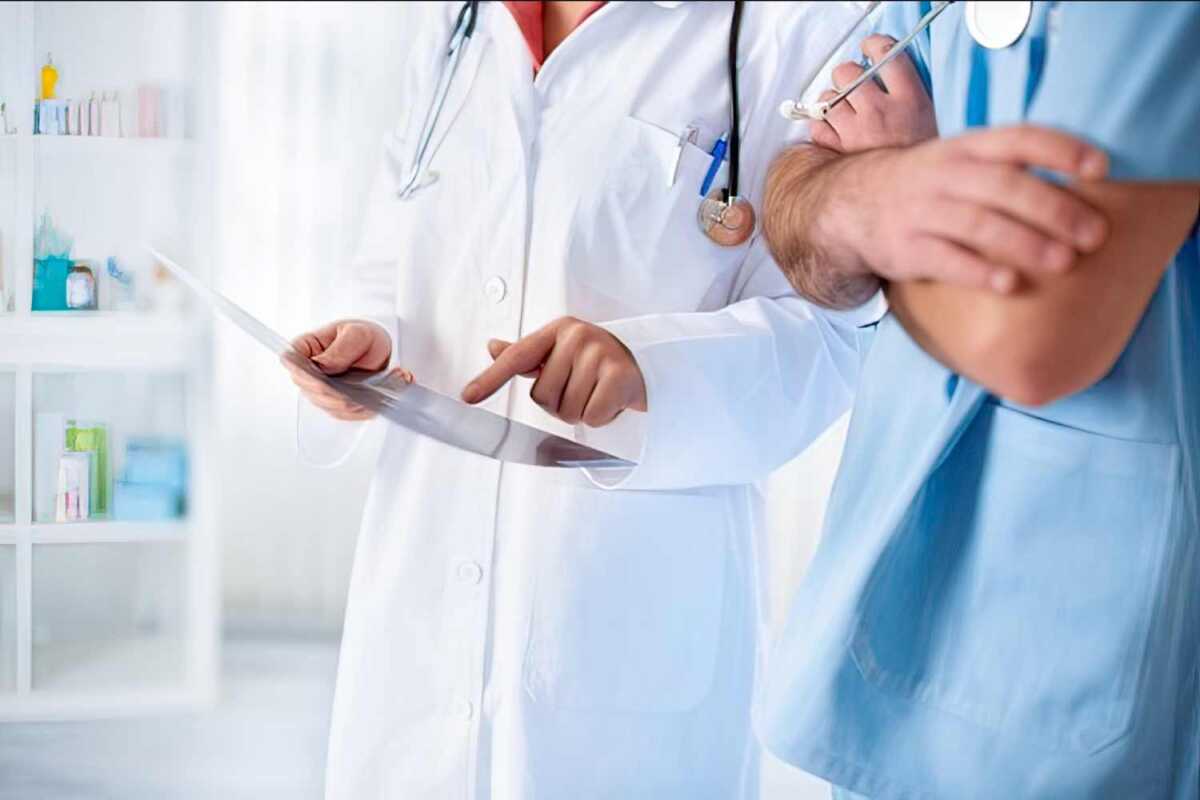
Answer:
[{"xmin": 0, "ymin": 2, "xmax": 845, "ymax": 797}]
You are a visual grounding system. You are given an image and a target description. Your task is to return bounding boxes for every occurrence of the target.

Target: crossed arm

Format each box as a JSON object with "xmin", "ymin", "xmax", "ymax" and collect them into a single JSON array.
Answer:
[
  {"xmin": 764, "ymin": 37, "xmax": 1200, "ymax": 406},
  {"xmin": 887, "ymin": 182, "xmax": 1198, "ymax": 405}
]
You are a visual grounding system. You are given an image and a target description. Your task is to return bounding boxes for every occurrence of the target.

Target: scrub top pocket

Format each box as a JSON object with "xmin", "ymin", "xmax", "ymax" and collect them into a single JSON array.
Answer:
[{"xmin": 850, "ymin": 402, "xmax": 1179, "ymax": 755}]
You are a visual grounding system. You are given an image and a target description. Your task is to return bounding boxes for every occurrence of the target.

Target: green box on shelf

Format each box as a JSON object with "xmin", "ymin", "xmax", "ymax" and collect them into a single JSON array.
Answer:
[{"xmin": 65, "ymin": 421, "xmax": 110, "ymax": 517}]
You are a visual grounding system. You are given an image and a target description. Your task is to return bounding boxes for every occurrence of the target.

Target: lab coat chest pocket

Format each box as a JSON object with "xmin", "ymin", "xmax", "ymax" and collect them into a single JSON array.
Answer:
[
  {"xmin": 359, "ymin": 120, "xmax": 490, "ymax": 287},
  {"xmin": 850, "ymin": 403, "xmax": 1178, "ymax": 754},
  {"xmin": 564, "ymin": 116, "xmax": 750, "ymax": 317},
  {"xmin": 522, "ymin": 484, "xmax": 729, "ymax": 713}
]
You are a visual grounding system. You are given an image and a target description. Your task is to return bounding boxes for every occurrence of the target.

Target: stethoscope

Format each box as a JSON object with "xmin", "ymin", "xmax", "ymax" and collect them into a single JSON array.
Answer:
[
  {"xmin": 779, "ymin": 0, "xmax": 1034, "ymax": 122},
  {"xmin": 397, "ymin": 1, "xmax": 1034, "ymax": 245}
]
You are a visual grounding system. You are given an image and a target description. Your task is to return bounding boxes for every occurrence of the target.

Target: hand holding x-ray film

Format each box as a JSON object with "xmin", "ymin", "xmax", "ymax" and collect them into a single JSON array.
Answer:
[{"xmin": 148, "ymin": 248, "xmax": 633, "ymax": 469}]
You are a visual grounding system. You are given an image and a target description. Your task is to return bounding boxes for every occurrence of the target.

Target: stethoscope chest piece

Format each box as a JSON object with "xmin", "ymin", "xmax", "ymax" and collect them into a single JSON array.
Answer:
[
  {"xmin": 965, "ymin": 0, "xmax": 1032, "ymax": 49},
  {"xmin": 698, "ymin": 189, "xmax": 755, "ymax": 247}
]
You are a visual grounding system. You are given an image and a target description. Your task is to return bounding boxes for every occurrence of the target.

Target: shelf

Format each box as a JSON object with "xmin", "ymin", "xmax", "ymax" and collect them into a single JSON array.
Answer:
[
  {"xmin": 1, "ymin": 312, "xmax": 207, "ymax": 368},
  {"xmin": 14, "ymin": 310, "xmax": 203, "ymax": 331},
  {"xmin": 32, "ymin": 520, "xmax": 186, "ymax": 543},
  {"xmin": 33, "ymin": 636, "xmax": 184, "ymax": 694},
  {"xmin": 32, "ymin": 134, "xmax": 195, "ymax": 158},
  {"xmin": 0, "ymin": 686, "xmax": 206, "ymax": 722}
]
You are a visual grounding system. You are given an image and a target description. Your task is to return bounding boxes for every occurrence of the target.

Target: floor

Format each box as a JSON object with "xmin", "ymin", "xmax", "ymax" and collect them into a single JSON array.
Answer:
[
  {"xmin": 0, "ymin": 636, "xmax": 827, "ymax": 799},
  {"xmin": 0, "ymin": 638, "xmax": 339, "ymax": 800}
]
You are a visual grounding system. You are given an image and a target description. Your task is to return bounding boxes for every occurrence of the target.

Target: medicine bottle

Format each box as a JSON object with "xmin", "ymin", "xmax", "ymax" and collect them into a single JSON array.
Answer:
[
  {"xmin": 41, "ymin": 54, "xmax": 58, "ymax": 100},
  {"xmin": 66, "ymin": 261, "xmax": 98, "ymax": 310}
]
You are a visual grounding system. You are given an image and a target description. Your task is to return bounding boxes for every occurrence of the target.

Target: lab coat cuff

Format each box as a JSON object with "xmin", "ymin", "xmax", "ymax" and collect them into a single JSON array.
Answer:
[
  {"xmin": 360, "ymin": 315, "xmax": 400, "ymax": 367},
  {"xmin": 817, "ymin": 288, "xmax": 887, "ymax": 330},
  {"xmin": 295, "ymin": 395, "xmax": 374, "ymax": 468},
  {"xmin": 578, "ymin": 318, "xmax": 716, "ymax": 491}
]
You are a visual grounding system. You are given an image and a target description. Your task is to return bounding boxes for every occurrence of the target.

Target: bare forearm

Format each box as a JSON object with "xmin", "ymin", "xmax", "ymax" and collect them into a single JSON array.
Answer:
[
  {"xmin": 762, "ymin": 145, "xmax": 882, "ymax": 310},
  {"xmin": 888, "ymin": 182, "xmax": 1199, "ymax": 405}
]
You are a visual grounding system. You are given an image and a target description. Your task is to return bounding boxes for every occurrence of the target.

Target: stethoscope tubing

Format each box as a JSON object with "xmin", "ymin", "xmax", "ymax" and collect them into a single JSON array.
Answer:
[{"xmin": 398, "ymin": 0, "xmax": 479, "ymax": 198}]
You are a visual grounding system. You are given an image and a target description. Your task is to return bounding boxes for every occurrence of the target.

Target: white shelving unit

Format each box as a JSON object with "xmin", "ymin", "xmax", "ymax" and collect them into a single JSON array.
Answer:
[{"xmin": 0, "ymin": 1, "xmax": 217, "ymax": 720}]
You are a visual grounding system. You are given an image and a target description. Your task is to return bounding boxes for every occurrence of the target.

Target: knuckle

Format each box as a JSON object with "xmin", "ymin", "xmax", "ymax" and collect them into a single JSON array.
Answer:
[
  {"xmin": 559, "ymin": 321, "xmax": 588, "ymax": 347},
  {"xmin": 996, "ymin": 166, "xmax": 1025, "ymax": 197},
  {"xmin": 963, "ymin": 206, "xmax": 989, "ymax": 235},
  {"xmin": 1047, "ymin": 195, "xmax": 1080, "ymax": 232},
  {"xmin": 582, "ymin": 340, "xmax": 607, "ymax": 363},
  {"xmin": 859, "ymin": 105, "xmax": 885, "ymax": 130}
]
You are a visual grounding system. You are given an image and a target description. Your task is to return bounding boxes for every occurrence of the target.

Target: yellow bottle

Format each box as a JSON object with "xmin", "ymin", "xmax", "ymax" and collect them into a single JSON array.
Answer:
[{"xmin": 41, "ymin": 53, "xmax": 58, "ymax": 100}]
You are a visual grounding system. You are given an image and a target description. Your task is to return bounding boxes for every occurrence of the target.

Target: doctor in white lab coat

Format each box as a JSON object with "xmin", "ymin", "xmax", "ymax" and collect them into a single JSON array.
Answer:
[{"xmin": 285, "ymin": 2, "xmax": 879, "ymax": 798}]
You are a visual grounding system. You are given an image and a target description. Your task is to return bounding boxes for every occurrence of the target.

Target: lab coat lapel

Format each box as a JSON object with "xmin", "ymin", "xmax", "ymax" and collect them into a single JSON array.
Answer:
[{"xmin": 421, "ymin": 6, "xmax": 493, "ymax": 173}]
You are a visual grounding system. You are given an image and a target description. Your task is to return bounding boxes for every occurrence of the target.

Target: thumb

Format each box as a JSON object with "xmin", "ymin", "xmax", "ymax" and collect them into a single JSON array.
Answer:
[{"xmin": 312, "ymin": 325, "xmax": 373, "ymax": 374}]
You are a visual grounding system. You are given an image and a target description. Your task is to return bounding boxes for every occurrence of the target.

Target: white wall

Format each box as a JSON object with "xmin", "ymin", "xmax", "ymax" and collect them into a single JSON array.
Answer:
[{"xmin": 210, "ymin": 2, "xmax": 411, "ymax": 634}]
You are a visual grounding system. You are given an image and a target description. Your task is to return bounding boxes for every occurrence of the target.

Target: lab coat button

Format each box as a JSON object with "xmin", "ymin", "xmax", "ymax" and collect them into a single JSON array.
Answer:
[
  {"xmin": 456, "ymin": 700, "xmax": 474, "ymax": 720},
  {"xmin": 456, "ymin": 561, "xmax": 484, "ymax": 585},
  {"xmin": 483, "ymin": 276, "xmax": 507, "ymax": 304}
]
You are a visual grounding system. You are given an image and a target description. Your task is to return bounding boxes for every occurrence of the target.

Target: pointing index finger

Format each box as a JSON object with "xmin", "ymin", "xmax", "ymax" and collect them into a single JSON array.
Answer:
[{"xmin": 462, "ymin": 323, "xmax": 560, "ymax": 404}]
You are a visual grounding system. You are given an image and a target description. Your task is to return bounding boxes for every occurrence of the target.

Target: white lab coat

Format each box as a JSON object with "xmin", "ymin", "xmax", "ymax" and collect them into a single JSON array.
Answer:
[{"xmin": 299, "ymin": 2, "xmax": 879, "ymax": 798}]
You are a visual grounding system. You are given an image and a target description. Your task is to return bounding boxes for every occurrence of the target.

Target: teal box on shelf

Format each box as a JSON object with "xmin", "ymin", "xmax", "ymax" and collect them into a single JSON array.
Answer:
[
  {"xmin": 113, "ymin": 481, "xmax": 184, "ymax": 521},
  {"xmin": 113, "ymin": 438, "xmax": 189, "ymax": 521},
  {"xmin": 32, "ymin": 256, "xmax": 71, "ymax": 311}
]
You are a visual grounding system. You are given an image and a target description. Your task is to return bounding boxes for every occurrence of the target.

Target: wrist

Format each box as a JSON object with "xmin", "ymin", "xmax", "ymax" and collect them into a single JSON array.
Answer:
[
  {"xmin": 764, "ymin": 146, "xmax": 882, "ymax": 309},
  {"xmin": 815, "ymin": 149, "xmax": 893, "ymax": 280}
]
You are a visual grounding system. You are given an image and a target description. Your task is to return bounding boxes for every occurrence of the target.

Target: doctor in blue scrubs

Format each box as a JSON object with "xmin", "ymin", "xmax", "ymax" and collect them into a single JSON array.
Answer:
[{"xmin": 757, "ymin": 2, "xmax": 1199, "ymax": 798}]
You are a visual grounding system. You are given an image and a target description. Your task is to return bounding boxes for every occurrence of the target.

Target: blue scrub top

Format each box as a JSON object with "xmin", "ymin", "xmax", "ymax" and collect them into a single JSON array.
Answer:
[{"xmin": 758, "ymin": 3, "xmax": 1200, "ymax": 799}]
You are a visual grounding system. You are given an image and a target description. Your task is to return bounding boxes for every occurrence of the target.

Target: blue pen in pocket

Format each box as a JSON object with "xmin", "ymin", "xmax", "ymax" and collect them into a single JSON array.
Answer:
[{"xmin": 698, "ymin": 131, "xmax": 728, "ymax": 197}]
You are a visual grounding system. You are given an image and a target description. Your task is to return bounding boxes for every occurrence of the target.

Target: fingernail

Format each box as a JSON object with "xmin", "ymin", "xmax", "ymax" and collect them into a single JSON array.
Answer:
[
  {"xmin": 990, "ymin": 269, "xmax": 1017, "ymax": 293},
  {"xmin": 1075, "ymin": 216, "xmax": 1106, "ymax": 250},
  {"xmin": 461, "ymin": 383, "xmax": 480, "ymax": 403},
  {"xmin": 1079, "ymin": 149, "xmax": 1107, "ymax": 180},
  {"xmin": 1043, "ymin": 242, "xmax": 1073, "ymax": 272}
]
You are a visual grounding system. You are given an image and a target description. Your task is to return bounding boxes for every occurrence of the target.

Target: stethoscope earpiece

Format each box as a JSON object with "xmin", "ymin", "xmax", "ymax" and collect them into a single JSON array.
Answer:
[
  {"xmin": 777, "ymin": 0, "xmax": 1033, "ymax": 123},
  {"xmin": 777, "ymin": 0, "xmax": 952, "ymax": 123}
]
